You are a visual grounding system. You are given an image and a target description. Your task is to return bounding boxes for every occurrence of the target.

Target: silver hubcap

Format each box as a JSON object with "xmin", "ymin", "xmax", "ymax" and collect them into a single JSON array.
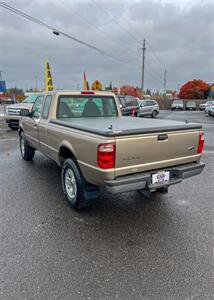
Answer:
[
  {"xmin": 65, "ymin": 168, "xmax": 77, "ymax": 200},
  {"xmin": 21, "ymin": 137, "xmax": 25, "ymax": 156}
]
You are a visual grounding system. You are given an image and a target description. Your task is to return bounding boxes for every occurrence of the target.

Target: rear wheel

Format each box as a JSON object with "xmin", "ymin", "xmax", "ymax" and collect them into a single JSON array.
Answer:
[
  {"xmin": 62, "ymin": 158, "xmax": 95, "ymax": 210},
  {"xmin": 151, "ymin": 110, "xmax": 158, "ymax": 118},
  {"xmin": 20, "ymin": 132, "xmax": 35, "ymax": 161}
]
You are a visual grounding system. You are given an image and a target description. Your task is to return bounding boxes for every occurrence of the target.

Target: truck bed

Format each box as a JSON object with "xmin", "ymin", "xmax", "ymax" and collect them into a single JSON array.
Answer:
[{"xmin": 51, "ymin": 117, "xmax": 202, "ymax": 137}]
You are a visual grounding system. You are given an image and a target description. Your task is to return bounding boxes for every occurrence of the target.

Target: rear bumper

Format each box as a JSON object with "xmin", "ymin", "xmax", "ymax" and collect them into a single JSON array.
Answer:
[
  {"xmin": 104, "ymin": 162, "xmax": 205, "ymax": 194},
  {"xmin": 171, "ymin": 107, "xmax": 184, "ymax": 110}
]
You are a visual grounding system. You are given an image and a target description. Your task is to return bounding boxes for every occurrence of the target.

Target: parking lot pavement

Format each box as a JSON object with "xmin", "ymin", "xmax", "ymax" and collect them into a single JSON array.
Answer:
[
  {"xmin": 0, "ymin": 111, "xmax": 213, "ymax": 300},
  {"xmin": 0, "ymin": 105, "xmax": 5, "ymax": 114},
  {"xmin": 0, "ymin": 106, "xmax": 6, "ymax": 127}
]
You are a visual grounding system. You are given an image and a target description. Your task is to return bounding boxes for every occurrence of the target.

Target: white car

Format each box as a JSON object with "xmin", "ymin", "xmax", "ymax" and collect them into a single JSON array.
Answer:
[
  {"xmin": 205, "ymin": 101, "xmax": 214, "ymax": 114},
  {"xmin": 138, "ymin": 99, "xmax": 159, "ymax": 118},
  {"xmin": 200, "ymin": 100, "xmax": 214, "ymax": 111},
  {"xmin": 208, "ymin": 105, "xmax": 214, "ymax": 116}
]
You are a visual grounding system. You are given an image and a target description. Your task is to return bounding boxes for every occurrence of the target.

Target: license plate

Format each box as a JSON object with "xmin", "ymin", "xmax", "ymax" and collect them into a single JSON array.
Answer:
[{"xmin": 152, "ymin": 171, "xmax": 170, "ymax": 185}]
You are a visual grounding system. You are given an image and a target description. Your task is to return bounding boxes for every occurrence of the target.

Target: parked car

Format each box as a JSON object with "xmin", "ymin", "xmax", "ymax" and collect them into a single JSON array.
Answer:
[
  {"xmin": 19, "ymin": 90, "xmax": 205, "ymax": 210},
  {"xmin": 117, "ymin": 95, "xmax": 139, "ymax": 116},
  {"xmin": 208, "ymin": 105, "xmax": 214, "ymax": 116},
  {"xmin": 205, "ymin": 102, "xmax": 214, "ymax": 114},
  {"xmin": 0, "ymin": 98, "xmax": 14, "ymax": 105},
  {"xmin": 3, "ymin": 94, "xmax": 41, "ymax": 130},
  {"xmin": 199, "ymin": 100, "xmax": 214, "ymax": 111},
  {"xmin": 171, "ymin": 100, "xmax": 184, "ymax": 111},
  {"xmin": 138, "ymin": 99, "xmax": 159, "ymax": 118},
  {"xmin": 186, "ymin": 101, "xmax": 197, "ymax": 111}
]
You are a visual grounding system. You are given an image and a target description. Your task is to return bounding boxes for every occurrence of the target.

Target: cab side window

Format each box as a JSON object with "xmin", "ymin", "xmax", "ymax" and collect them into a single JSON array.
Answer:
[
  {"xmin": 31, "ymin": 96, "xmax": 44, "ymax": 118},
  {"xmin": 42, "ymin": 95, "xmax": 52, "ymax": 119}
]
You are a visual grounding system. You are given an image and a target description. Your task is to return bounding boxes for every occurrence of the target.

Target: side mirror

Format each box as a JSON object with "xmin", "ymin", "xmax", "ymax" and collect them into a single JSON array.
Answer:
[{"xmin": 20, "ymin": 108, "xmax": 30, "ymax": 117}]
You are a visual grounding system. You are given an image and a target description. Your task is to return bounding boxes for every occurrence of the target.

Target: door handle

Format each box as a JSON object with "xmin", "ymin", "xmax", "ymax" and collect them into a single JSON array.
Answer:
[{"xmin": 158, "ymin": 134, "xmax": 168, "ymax": 141}]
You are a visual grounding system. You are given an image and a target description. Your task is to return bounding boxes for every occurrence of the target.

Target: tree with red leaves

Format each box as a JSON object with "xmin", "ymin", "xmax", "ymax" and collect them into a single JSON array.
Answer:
[
  {"xmin": 119, "ymin": 85, "xmax": 142, "ymax": 98},
  {"xmin": 178, "ymin": 80, "xmax": 209, "ymax": 99}
]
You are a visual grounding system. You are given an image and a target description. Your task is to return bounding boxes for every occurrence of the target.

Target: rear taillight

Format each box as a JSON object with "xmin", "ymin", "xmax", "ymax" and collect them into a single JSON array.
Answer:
[
  {"xmin": 197, "ymin": 132, "xmax": 204, "ymax": 154},
  {"xmin": 97, "ymin": 143, "xmax": 115, "ymax": 169}
]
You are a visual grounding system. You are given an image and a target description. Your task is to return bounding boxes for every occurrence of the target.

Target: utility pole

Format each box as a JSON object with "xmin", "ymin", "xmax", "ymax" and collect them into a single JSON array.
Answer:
[
  {"xmin": 141, "ymin": 39, "xmax": 146, "ymax": 94},
  {"xmin": 164, "ymin": 68, "xmax": 167, "ymax": 96},
  {"xmin": 0, "ymin": 70, "xmax": 3, "ymax": 81}
]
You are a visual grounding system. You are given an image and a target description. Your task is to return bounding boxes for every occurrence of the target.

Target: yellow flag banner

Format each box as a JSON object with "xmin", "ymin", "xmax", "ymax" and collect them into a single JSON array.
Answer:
[{"xmin": 45, "ymin": 59, "xmax": 54, "ymax": 92}]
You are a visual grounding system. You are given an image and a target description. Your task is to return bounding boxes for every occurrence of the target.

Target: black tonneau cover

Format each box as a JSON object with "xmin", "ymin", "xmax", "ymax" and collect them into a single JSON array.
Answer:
[{"xmin": 50, "ymin": 117, "xmax": 202, "ymax": 137}]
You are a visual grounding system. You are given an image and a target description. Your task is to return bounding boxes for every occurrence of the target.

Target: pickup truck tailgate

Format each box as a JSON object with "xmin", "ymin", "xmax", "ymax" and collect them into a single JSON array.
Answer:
[{"xmin": 115, "ymin": 129, "xmax": 201, "ymax": 177}]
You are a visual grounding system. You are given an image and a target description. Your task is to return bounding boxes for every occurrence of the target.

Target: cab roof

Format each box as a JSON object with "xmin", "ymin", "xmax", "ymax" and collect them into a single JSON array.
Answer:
[{"xmin": 46, "ymin": 90, "xmax": 115, "ymax": 97}]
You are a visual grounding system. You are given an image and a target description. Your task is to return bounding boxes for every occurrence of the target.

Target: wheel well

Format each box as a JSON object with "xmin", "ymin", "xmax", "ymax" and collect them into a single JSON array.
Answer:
[
  {"xmin": 18, "ymin": 127, "xmax": 23, "ymax": 136},
  {"xmin": 152, "ymin": 110, "xmax": 158, "ymax": 116},
  {"xmin": 59, "ymin": 146, "xmax": 76, "ymax": 165}
]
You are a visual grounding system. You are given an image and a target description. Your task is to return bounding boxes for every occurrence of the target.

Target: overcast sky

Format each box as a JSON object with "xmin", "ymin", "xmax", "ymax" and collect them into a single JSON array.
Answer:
[{"xmin": 0, "ymin": 0, "xmax": 213, "ymax": 92}]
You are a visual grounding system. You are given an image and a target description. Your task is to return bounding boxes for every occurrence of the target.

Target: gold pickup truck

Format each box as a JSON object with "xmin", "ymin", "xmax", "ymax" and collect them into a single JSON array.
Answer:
[{"xmin": 19, "ymin": 90, "xmax": 205, "ymax": 209}]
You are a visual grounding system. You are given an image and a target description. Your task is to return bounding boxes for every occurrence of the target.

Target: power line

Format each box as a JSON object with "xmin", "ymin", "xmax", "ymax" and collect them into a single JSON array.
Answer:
[
  {"xmin": 91, "ymin": 0, "xmax": 142, "ymax": 45},
  {"xmin": 90, "ymin": 0, "xmax": 167, "ymax": 87},
  {"xmin": 146, "ymin": 55, "xmax": 165, "ymax": 79},
  {"xmin": 91, "ymin": 0, "xmax": 166, "ymax": 71},
  {"xmin": 0, "ymin": 2, "xmax": 126, "ymax": 63},
  {"xmin": 0, "ymin": 1, "xmax": 167, "ymax": 90},
  {"xmin": 147, "ymin": 42, "xmax": 166, "ymax": 71},
  {"xmin": 60, "ymin": 1, "xmax": 141, "ymax": 58},
  {"xmin": 146, "ymin": 71, "xmax": 163, "ymax": 89},
  {"xmin": 60, "ymin": 1, "xmax": 121, "ymax": 47}
]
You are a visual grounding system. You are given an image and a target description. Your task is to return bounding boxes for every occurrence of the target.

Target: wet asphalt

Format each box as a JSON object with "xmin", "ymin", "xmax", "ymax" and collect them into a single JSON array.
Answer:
[{"xmin": 0, "ymin": 110, "xmax": 213, "ymax": 300}]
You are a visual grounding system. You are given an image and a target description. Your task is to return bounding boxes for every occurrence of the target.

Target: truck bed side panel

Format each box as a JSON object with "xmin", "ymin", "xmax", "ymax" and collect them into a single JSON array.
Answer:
[{"xmin": 45, "ymin": 123, "xmax": 115, "ymax": 185}]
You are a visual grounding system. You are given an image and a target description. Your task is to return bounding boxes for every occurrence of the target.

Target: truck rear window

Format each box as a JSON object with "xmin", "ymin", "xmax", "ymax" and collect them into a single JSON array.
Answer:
[{"xmin": 57, "ymin": 96, "xmax": 117, "ymax": 118}]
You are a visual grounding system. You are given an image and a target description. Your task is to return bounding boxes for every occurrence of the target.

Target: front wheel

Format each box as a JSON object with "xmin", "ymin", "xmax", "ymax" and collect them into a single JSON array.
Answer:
[
  {"xmin": 62, "ymin": 158, "xmax": 93, "ymax": 210},
  {"xmin": 20, "ymin": 132, "xmax": 35, "ymax": 161},
  {"xmin": 8, "ymin": 124, "xmax": 18, "ymax": 130}
]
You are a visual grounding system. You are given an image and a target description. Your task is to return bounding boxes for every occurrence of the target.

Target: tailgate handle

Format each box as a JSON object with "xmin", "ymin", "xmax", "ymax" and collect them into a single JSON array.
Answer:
[{"xmin": 158, "ymin": 134, "xmax": 168, "ymax": 141}]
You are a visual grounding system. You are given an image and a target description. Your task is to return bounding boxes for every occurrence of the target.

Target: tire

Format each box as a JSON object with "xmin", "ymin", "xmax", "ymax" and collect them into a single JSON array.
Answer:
[
  {"xmin": 8, "ymin": 124, "xmax": 18, "ymax": 130},
  {"xmin": 62, "ymin": 158, "xmax": 93, "ymax": 210},
  {"xmin": 151, "ymin": 110, "xmax": 158, "ymax": 118},
  {"xmin": 20, "ymin": 132, "xmax": 35, "ymax": 161}
]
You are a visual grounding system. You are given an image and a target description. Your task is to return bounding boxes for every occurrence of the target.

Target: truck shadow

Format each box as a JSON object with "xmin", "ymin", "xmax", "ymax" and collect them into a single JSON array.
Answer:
[{"xmin": 26, "ymin": 154, "xmax": 183, "ymax": 242}]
